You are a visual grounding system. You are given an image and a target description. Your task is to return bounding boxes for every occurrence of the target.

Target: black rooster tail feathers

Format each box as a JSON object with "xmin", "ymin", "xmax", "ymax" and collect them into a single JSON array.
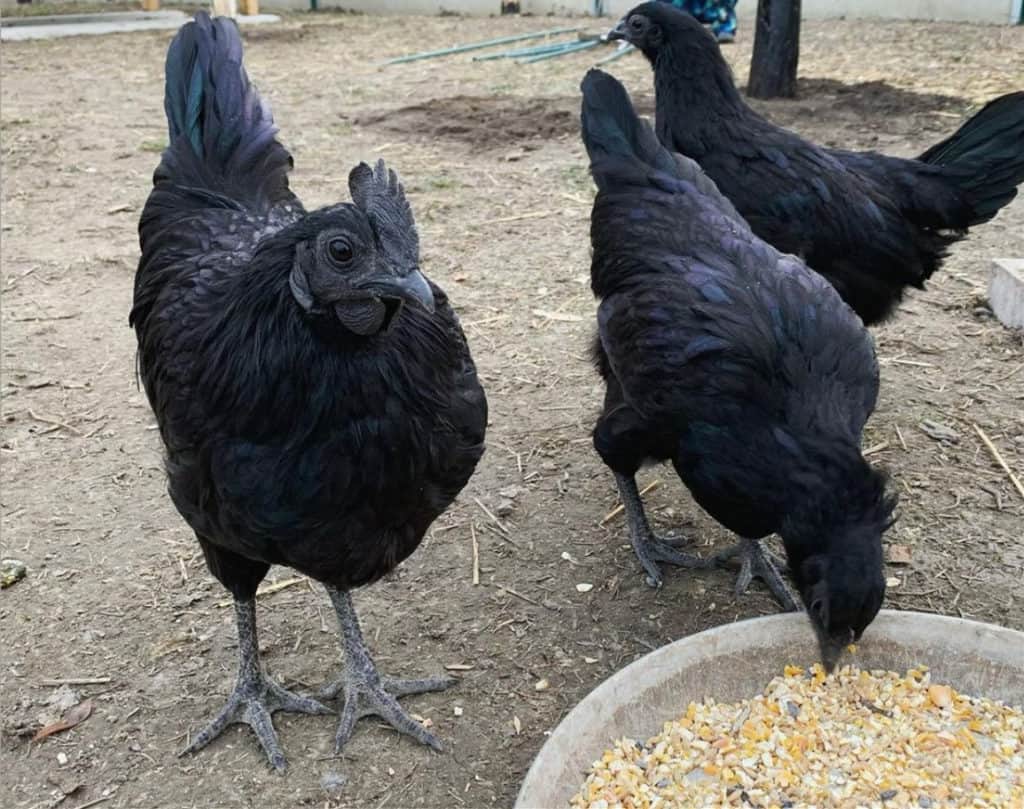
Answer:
[
  {"xmin": 579, "ymin": 69, "xmax": 743, "ymax": 220},
  {"xmin": 918, "ymin": 91, "xmax": 1024, "ymax": 226},
  {"xmin": 580, "ymin": 69, "xmax": 679, "ymax": 186},
  {"xmin": 159, "ymin": 12, "xmax": 291, "ymax": 206},
  {"xmin": 162, "ymin": 15, "xmax": 206, "ymax": 155}
]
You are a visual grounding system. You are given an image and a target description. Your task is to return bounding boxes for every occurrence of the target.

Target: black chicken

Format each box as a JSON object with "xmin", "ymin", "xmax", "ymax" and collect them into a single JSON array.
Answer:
[
  {"xmin": 581, "ymin": 68, "xmax": 896, "ymax": 669},
  {"xmin": 131, "ymin": 14, "xmax": 486, "ymax": 769},
  {"xmin": 608, "ymin": 2, "xmax": 1024, "ymax": 325}
]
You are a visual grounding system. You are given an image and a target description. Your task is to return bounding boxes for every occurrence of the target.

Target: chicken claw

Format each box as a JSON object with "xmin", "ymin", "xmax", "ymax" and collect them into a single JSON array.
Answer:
[
  {"xmin": 711, "ymin": 539, "xmax": 801, "ymax": 611},
  {"xmin": 181, "ymin": 598, "xmax": 330, "ymax": 771},
  {"xmin": 614, "ymin": 473, "xmax": 712, "ymax": 588},
  {"xmin": 323, "ymin": 587, "xmax": 456, "ymax": 752}
]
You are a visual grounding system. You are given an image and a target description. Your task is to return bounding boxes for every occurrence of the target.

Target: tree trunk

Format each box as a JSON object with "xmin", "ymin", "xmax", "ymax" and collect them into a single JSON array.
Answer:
[{"xmin": 747, "ymin": 0, "xmax": 801, "ymax": 99}]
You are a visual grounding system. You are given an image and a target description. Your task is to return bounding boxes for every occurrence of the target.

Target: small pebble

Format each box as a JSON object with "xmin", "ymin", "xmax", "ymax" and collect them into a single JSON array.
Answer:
[
  {"xmin": 1, "ymin": 558, "xmax": 27, "ymax": 589},
  {"xmin": 575, "ymin": 583, "xmax": 594, "ymax": 593},
  {"xmin": 918, "ymin": 798, "xmax": 933, "ymax": 808},
  {"xmin": 453, "ymin": 706, "xmax": 463, "ymax": 717},
  {"xmin": 785, "ymin": 701, "xmax": 800, "ymax": 718},
  {"xmin": 56, "ymin": 752, "xmax": 68, "ymax": 766},
  {"xmin": 880, "ymin": 789, "xmax": 899, "ymax": 801},
  {"xmin": 534, "ymin": 678, "xmax": 550, "ymax": 692},
  {"xmin": 320, "ymin": 772, "xmax": 347, "ymax": 795}
]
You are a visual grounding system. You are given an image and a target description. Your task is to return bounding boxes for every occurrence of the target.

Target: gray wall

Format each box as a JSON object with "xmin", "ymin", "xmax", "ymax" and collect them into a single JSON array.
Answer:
[
  {"xmin": 308, "ymin": 0, "xmax": 1018, "ymax": 23},
  {"xmin": 1, "ymin": 0, "xmax": 1017, "ymax": 23}
]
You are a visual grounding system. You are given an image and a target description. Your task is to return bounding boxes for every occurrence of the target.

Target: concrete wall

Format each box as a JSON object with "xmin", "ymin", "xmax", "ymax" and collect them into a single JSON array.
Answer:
[
  {"xmin": 775, "ymin": 0, "xmax": 1017, "ymax": 23},
  {"xmin": 329, "ymin": 0, "xmax": 1019, "ymax": 23},
  {"xmin": 601, "ymin": 0, "xmax": 1018, "ymax": 23},
  {"xmin": 1, "ymin": 0, "xmax": 1017, "ymax": 23}
]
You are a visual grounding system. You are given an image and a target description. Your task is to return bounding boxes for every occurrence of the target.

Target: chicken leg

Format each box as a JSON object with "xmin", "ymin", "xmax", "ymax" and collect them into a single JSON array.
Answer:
[
  {"xmin": 615, "ymin": 473, "xmax": 711, "ymax": 588},
  {"xmin": 181, "ymin": 598, "xmax": 330, "ymax": 771},
  {"xmin": 711, "ymin": 538, "xmax": 801, "ymax": 611},
  {"xmin": 321, "ymin": 587, "xmax": 456, "ymax": 752}
]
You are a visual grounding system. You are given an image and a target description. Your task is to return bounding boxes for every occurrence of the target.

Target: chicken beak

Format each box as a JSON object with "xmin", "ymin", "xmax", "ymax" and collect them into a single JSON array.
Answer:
[
  {"xmin": 603, "ymin": 18, "xmax": 628, "ymax": 42},
  {"xmin": 813, "ymin": 624, "xmax": 854, "ymax": 674},
  {"xmin": 367, "ymin": 269, "xmax": 435, "ymax": 314}
]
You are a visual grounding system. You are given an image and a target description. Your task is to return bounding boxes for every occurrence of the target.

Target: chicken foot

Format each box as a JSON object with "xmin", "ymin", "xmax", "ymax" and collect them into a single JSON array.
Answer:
[
  {"xmin": 321, "ymin": 587, "xmax": 456, "ymax": 753},
  {"xmin": 181, "ymin": 598, "xmax": 330, "ymax": 771},
  {"xmin": 614, "ymin": 473, "xmax": 711, "ymax": 588},
  {"xmin": 711, "ymin": 538, "xmax": 801, "ymax": 611}
]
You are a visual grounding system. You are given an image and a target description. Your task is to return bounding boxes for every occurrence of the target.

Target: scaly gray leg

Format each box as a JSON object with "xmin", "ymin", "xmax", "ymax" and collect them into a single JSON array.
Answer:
[
  {"xmin": 711, "ymin": 538, "xmax": 801, "ymax": 612},
  {"xmin": 181, "ymin": 598, "xmax": 330, "ymax": 771},
  {"xmin": 321, "ymin": 587, "xmax": 455, "ymax": 753},
  {"xmin": 614, "ymin": 473, "xmax": 710, "ymax": 588}
]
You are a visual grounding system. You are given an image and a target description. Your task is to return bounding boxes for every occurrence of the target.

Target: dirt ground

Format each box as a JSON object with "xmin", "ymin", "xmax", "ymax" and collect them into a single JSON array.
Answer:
[{"xmin": 2, "ymin": 10, "xmax": 1023, "ymax": 809}]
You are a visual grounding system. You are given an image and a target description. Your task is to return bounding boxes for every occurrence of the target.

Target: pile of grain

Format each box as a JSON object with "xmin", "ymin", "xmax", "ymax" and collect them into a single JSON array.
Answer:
[{"xmin": 571, "ymin": 664, "xmax": 1023, "ymax": 808}]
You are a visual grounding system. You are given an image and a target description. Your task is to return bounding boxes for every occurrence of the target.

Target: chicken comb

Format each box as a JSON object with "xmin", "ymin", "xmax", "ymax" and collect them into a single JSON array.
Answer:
[{"xmin": 348, "ymin": 159, "xmax": 420, "ymax": 270}]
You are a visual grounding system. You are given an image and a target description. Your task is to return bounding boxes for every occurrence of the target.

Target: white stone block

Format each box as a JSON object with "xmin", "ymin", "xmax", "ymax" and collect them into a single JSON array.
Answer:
[{"xmin": 989, "ymin": 258, "xmax": 1024, "ymax": 329}]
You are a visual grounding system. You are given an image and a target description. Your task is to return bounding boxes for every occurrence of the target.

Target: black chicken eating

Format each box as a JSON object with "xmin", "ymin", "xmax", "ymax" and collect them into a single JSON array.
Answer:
[
  {"xmin": 580, "ymin": 68, "xmax": 897, "ymax": 668},
  {"xmin": 607, "ymin": 2, "xmax": 1024, "ymax": 325},
  {"xmin": 130, "ymin": 14, "xmax": 487, "ymax": 769}
]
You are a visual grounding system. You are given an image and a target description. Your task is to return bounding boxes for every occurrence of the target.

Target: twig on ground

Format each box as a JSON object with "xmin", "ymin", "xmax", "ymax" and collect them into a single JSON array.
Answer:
[
  {"xmin": 973, "ymin": 424, "xmax": 1024, "ymax": 502},
  {"xmin": 40, "ymin": 677, "xmax": 111, "ymax": 687},
  {"xmin": 216, "ymin": 576, "xmax": 306, "ymax": 607},
  {"xmin": 478, "ymin": 210, "xmax": 555, "ymax": 226},
  {"xmin": 473, "ymin": 497, "xmax": 509, "ymax": 535},
  {"xmin": 894, "ymin": 424, "xmax": 908, "ymax": 451},
  {"xmin": 601, "ymin": 479, "xmax": 662, "ymax": 525},
  {"xmin": 470, "ymin": 524, "xmax": 480, "ymax": 586},
  {"xmin": 28, "ymin": 410, "xmax": 82, "ymax": 435},
  {"xmin": 494, "ymin": 583, "xmax": 555, "ymax": 610}
]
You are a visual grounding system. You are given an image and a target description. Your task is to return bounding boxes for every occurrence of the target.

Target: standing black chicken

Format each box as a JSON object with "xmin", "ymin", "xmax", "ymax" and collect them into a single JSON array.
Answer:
[
  {"xmin": 131, "ymin": 13, "xmax": 486, "ymax": 770},
  {"xmin": 581, "ymin": 69, "xmax": 897, "ymax": 669},
  {"xmin": 608, "ymin": 2, "xmax": 1024, "ymax": 325}
]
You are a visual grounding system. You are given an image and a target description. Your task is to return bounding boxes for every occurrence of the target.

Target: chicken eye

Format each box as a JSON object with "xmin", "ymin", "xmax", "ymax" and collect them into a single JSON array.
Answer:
[
  {"xmin": 327, "ymin": 238, "xmax": 354, "ymax": 265},
  {"xmin": 630, "ymin": 17, "xmax": 644, "ymax": 30}
]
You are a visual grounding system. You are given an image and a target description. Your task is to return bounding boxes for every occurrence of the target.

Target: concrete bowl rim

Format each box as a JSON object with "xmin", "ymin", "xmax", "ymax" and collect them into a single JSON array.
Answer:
[{"xmin": 515, "ymin": 608, "xmax": 1024, "ymax": 809}]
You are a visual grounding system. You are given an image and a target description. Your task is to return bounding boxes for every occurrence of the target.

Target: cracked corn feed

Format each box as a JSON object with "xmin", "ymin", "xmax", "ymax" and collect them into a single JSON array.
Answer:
[{"xmin": 571, "ymin": 664, "xmax": 1023, "ymax": 808}]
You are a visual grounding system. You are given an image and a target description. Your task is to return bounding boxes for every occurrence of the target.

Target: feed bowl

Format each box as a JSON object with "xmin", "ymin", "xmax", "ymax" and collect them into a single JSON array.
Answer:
[{"xmin": 515, "ymin": 610, "xmax": 1024, "ymax": 809}]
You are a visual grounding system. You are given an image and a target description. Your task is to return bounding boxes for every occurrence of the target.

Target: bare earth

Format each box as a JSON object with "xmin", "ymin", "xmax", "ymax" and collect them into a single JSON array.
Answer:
[{"xmin": 2, "ymin": 12, "xmax": 1022, "ymax": 809}]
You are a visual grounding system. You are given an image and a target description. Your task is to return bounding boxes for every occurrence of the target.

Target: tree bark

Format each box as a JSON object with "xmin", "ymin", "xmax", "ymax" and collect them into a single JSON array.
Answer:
[{"xmin": 747, "ymin": 0, "xmax": 801, "ymax": 99}]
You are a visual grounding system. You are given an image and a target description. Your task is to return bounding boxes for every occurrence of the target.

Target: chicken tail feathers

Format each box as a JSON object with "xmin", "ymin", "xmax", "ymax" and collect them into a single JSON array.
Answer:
[
  {"xmin": 580, "ymin": 69, "xmax": 679, "ymax": 188},
  {"xmin": 579, "ymin": 69, "xmax": 745, "ymax": 222},
  {"xmin": 917, "ymin": 91, "xmax": 1024, "ymax": 226},
  {"xmin": 159, "ymin": 12, "xmax": 292, "ymax": 210}
]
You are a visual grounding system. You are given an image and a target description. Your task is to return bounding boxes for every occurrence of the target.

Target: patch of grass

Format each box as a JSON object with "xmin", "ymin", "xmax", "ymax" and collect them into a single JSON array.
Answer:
[
  {"xmin": 561, "ymin": 164, "xmax": 591, "ymax": 191},
  {"xmin": 428, "ymin": 175, "xmax": 459, "ymax": 191},
  {"xmin": 139, "ymin": 139, "xmax": 168, "ymax": 154},
  {"xmin": 1, "ymin": 1, "xmax": 139, "ymax": 17}
]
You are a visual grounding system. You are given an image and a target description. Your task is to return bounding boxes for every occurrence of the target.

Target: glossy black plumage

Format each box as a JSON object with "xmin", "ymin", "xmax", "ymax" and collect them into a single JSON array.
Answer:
[
  {"xmin": 610, "ymin": 3, "xmax": 1024, "ymax": 325},
  {"xmin": 131, "ymin": 13, "xmax": 485, "ymax": 766},
  {"xmin": 581, "ymin": 69, "xmax": 896, "ymax": 668}
]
